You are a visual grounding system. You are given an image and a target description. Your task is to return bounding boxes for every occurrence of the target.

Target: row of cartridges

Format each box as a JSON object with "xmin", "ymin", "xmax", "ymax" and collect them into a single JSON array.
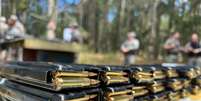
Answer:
[{"xmin": 0, "ymin": 62, "xmax": 201, "ymax": 101}]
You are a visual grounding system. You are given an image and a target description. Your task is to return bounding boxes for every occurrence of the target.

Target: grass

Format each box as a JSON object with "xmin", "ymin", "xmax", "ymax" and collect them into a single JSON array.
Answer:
[
  {"xmin": 76, "ymin": 45, "xmax": 184, "ymax": 65},
  {"xmin": 77, "ymin": 51, "xmax": 163, "ymax": 65},
  {"xmin": 77, "ymin": 52, "xmax": 123, "ymax": 65}
]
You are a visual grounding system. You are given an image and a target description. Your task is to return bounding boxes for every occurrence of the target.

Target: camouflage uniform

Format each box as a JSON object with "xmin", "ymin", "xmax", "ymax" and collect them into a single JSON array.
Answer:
[
  {"xmin": 121, "ymin": 39, "xmax": 140, "ymax": 65},
  {"xmin": 164, "ymin": 38, "xmax": 181, "ymax": 63}
]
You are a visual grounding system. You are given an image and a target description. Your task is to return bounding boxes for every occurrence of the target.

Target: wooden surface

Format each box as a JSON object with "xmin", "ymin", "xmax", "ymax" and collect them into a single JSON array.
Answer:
[
  {"xmin": 23, "ymin": 39, "xmax": 81, "ymax": 52},
  {"xmin": 8, "ymin": 38, "xmax": 81, "ymax": 52}
]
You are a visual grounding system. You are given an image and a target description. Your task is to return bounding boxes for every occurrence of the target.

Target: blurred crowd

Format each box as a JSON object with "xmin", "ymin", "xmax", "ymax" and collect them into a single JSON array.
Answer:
[
  {"xmin": 163, "ymin": 32, "xmax": 201, "ymax": 66},
  {"xmin": 0, "ymin": 15, "xmax": 83, "ymax": 43},
  {"xmin": 1, "ymin": 15, "xmax": 201, "ymax": 66},
  {"xmin": 0, "ymin": 15, "xmax": 84, "ymax": 61},
  {"xmin": 121, "ymin": 31, "xmax": 201, "ymax": 67}
]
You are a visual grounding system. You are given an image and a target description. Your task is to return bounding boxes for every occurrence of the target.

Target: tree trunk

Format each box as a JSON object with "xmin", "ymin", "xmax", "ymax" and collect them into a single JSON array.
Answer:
[
  {"xmin": 168, "ymin": 0, "xmax": 174, "ymax": 32},
  {"xmin": 0, "ymin": 0, "xmax": 2, "ymax": 16},
  {"xmin": 86, "ymin": 0, "xmax": 99, "ymax": 52},
  {"xmin": 77, "ymin": 0, "xmax": 88, "ymax": 27},
  {"xmin": 47, "ymin": 0, "xmax": 57, "ymax": 40},
  {"xmin": 115, "ymin": 0, "xmax": 126, "ymax": 49},
  {"xmin": 98, "ymin": 0, "xmax": 109, "ymax": 52},
  {"xmin": 148, "ymin": 0, "xmax": 160, "ymax": 60},
  {"xmin": 12, "ymin": 0, "xmax": 16, "ymax": 14}
]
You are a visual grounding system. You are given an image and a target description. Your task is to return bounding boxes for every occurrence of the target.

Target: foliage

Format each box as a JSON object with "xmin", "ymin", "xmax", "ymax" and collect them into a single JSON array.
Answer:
[{"xmin": 2, "ymin": 0, "xmax": 201, "ymax": 60}]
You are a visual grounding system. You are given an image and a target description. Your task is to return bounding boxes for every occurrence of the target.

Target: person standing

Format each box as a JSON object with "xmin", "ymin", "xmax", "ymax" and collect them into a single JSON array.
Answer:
[
  {"xmin": 163, "ymin": 32, "xmax": 181, "ymax": 63},
  {"xmin": 185, "ymin": 33, "xmax": 201, "ymax": 66},
  {"xmin": 63, "ymin": 22, "xmax": 82, "ymax": 43},
  {"xmin": 121, "ymin": 32, "xmax": 140, "ymax": 65},
  {"xmin": 0, "ymin": 16, "xmax": 8, "ymax": 61},
  {"xmin": 47, "ymin": 19, "xmax": 56, "ymax": 40},
  {"xmin": 6, "ymin": 15, "xmax": 26, "ymax": 61},
  {"xmin": 7, "ymin": 15, "xmax": 26, "ymax": 37},
  {"xmin": 0, "ymin": 16, "xmax": 8, "ymax": 37}
]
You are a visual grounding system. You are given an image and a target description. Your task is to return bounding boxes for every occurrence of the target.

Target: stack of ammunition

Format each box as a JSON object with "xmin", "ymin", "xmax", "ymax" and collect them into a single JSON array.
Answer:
[
  {"xmin": 98, "ymin": 65, "xmax": 130, "ymax": 85},
  {"xmin": 0, "ymin": 62, "xmax": 102, "ymax": 101},
  {"xmin": 0, "ymin": 62, "xmax": 102, "ymax": 91},
  {"xmin": 103, "ymin": 85, "xmax": 133, "ymax": 101},
  {"xmin": 0, "ymin": 79, "xmax": 100, "ymax": 101},
  {"xmin": 161, "ymin": 64, "xmax": 201, "ymax": 100},
  {"xmin": 0, "ymin": 62, "xmax": 201, "ymax": 101}
]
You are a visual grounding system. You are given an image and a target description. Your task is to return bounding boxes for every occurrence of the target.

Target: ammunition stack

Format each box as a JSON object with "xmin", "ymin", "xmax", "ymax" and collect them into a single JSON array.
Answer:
[
  {"xmin": 0, "ymin": 62, "xmax": 201, "ymax": 101},
  {"xmin": 0, "ymin": 62, "xmax": 102, "ymax": 101}
]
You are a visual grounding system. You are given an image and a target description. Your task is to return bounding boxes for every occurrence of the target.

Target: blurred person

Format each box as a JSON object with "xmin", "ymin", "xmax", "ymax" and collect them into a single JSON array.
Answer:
[
  {"xmin": 0, "ymin": 16, "xmax": 8, "ymax": 61},
  {"xmin": 5, "ymin": 15, "xmax": 26, "ymax": 61},
  {"xmin": 0, "ymin": 16, "xmax": 8, "ymax": 38},
  {"xmin": 63, "ymin": 22, "xmax": 82, "ymax": 43},
  {"xmin": 185, "ymin": 33, "xmax": 201, "ymax": 66},
  {"xmin": 163, "ymin": 32, "xmax": 181, "ymax": 63},
  {"xmin": 47, "ymin": 19, "xmax": 56, "ymax": 40},
  {"xmin": 121, "ymin": 32, "xmax": 140, "ymax": 65},
  {"xmin": 7, "ymin": 15, "xmax": 25, "ymax": 37}
]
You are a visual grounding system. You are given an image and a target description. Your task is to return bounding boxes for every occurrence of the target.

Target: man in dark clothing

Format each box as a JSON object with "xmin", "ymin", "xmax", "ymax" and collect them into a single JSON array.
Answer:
[{"xmin": 185, "ymin": 33, "xmax": 201, "ymax": 66}]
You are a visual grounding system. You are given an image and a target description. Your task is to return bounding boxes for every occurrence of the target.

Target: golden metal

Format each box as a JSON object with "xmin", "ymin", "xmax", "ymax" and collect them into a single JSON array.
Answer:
[
  {"xmin": 148, "ymin": 83, "xmax": 165, "ymax": 93},
  {"xmin": 107, "ymin": 95, "xmax": 133, "ymax": 101},
  {"xmin": 168, "ymin": 92, "xmax": 181, "ymax": 101},
  {"xmin": 132, "ymin": 86, "xmax": 149, "ymax": 97},
  {"xmin": 133, "ymin": 72, "xmax": 153, "ymax": 81},
  {"xmin": 153, "ymin": 71, "xmax": 166, "ymax": 79},
  {"xmin": 107, "ymin": 90, "xmax": 132, "ymax": 97},
  {"xmin": 168, "ymin": 81, "xmax": 183, "ymax": 91},
  {"xmin": 166, "ymin": 70, "xmax": 179, "ymax": 78},
  {"xmin": 106, "ymin": 76, "xmax": 129, "ymax": 84},
  {"xmin": 186, "ymin": 71, "xmax": 196, "ymax": 79},
  {"xmin": 105, "ymin": 72, "xmax": 127, "ymax": 76},
  {"xmin": 68, "ymin": 94, "xmax": 97, "ymax": 101},
  {"xmin": 52, "ymin": 71, "xmax": 97, "ymax": 78}
]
